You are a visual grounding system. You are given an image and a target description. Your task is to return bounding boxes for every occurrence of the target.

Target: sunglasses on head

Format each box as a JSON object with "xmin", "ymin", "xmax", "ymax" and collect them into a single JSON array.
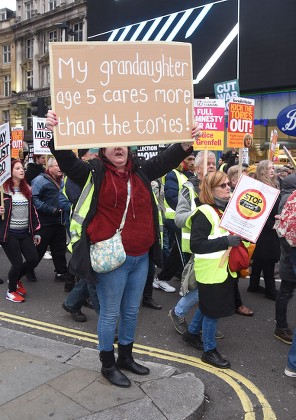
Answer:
[{"xmin": 217, "ymin": 182, "xmax": 231, "ymax": 189}]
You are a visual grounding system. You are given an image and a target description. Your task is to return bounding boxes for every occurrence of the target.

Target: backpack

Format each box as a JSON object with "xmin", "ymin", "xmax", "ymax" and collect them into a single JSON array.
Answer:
[{"xmin": 274, "ymin": 190, "xmax": 296, "ymax": 246}]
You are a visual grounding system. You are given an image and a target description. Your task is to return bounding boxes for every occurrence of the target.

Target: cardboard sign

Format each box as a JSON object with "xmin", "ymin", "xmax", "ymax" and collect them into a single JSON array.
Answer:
[
  {"xmin": 268, "ymin": 129, "xmax": 278, "ymax": 161},
  {"xmin": 283, "ymin": 146, "xmax": 296, "ymax": 169},
  {"xmin": 33, "ymin": 117, "xmax": 52, "ymax": 155},
  {"xmin": 193, "ymin": 98, "xmax": 225, "ymax": 150},
  {"xmin": 0, "ymin": 122, "xmax": 11, "ymax": 186},
  {"xmin": 214, "ymin": 79, "xmax": 240, "ymax": 115},
  {"xmin": 49, "ymin": 42, "xmax": 194, "ymax": 150},
  {"xmin": 11, "ymin": 126, "xmax": 24, "ymax": 159},
  {"xmin": 227, "ymin": 98, "xmax": 255, "ymax": 148},
  {"xmin": 220, "ymin": 174, "xmax": 279, "ymax": 243}
]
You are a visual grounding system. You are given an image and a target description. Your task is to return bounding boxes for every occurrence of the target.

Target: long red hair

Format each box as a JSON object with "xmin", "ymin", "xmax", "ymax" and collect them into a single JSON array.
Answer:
[{"xmin": 3, "ymin": 159, "xmax": 32, "ymax": 199}]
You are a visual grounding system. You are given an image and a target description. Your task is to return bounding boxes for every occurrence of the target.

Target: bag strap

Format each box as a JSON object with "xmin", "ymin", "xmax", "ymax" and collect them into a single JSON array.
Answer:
[
  {"xmin": 211, "ymin": 205, "xmax": 223, "ymax": 219},
  {"xmin": 118, "ymin": 179, "xmax": 131, "ymax": 232}
]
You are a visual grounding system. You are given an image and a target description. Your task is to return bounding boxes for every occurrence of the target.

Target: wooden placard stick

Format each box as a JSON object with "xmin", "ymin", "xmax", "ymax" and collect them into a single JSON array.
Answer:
[
  {"xmin": 218, "ymin": 247, "xmax": 231, "ymax": 267},
  {"xmin": 238, "ymin": 148, "xmax": 243, "ymax": 178},
  {"xmin": 0, "ymin": 186, "xmax": 4, "ymax": 220},
  {"xmin": 203, "ymin": 149, "xmax": 208, "ymax": 178}
]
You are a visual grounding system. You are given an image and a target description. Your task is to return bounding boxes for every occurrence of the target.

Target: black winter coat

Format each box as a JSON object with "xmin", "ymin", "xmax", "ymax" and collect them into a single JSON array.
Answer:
[
  {"xmin": 252, "ymin": 195, "xmax": 280, "ymax": 261},
  {"xmin": 25, "ymin": 163, "xmax": 45, "ymax": 185},
  {"xmin": 49, "ymin": 140, "xmax": 193, "ymax": 282}
]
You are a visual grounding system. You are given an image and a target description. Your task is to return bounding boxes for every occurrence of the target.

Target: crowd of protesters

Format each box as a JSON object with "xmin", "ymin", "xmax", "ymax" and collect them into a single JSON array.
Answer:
[{"xmin": 0, "ymin": 126, "xmax": 296, "ymax": 382}]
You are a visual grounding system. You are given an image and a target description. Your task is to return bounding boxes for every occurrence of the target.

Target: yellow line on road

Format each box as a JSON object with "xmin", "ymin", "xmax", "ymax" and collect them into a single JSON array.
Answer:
[{"xmin": 0, "ymin": 311, "xmax": 276, "ymax": 419}]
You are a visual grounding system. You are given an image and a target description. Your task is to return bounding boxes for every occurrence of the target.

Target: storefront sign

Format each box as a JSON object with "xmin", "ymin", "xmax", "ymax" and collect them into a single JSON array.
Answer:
[
  {"xmin": 193, "ymin": 98, "xmax": 225, "ymax": 150},
  {"xmin": 49, "ymin": 42, "xmax": 193, "ymax": 149},
  {"xmin": 277, "ymin": 104, "xmax": 296, "ymax": 136},
  {"xmin": 220, "ymin": 174, "xmax": 279, "ymax": 243}
]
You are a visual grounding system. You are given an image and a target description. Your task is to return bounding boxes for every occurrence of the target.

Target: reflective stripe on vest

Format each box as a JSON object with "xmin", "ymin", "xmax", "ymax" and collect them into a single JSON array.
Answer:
[
  {"xmin": 181, "ymin": 185, "xmax": 197, "ymax": 253},
  {"xmin": 68, "ymin": 171, "xmax": 94, "ymax": 253},
  {"xmin": 191, "ymin": 204, "xmax": 237, "ymax": 284},
  {"xmin": 164, "ymin": 170, "xmax": 189, "ymax": 219}
]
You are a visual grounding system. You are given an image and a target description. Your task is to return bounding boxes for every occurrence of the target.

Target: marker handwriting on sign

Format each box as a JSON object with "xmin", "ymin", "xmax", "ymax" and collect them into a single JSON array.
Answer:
[
  {"xmin": 58, "ymin": 58, "xmax": 88, "ymax": 84},
  {"xmin": 99, "ymin": 54, "xmax": 189, "ymax": 86},
  {"xmin": 51, "ymin": 43, "xmax": 193, "ymax": 144}
]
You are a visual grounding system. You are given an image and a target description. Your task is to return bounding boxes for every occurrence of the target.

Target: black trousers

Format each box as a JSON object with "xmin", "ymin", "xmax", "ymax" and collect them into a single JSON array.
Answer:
[
  {"xmin": 2, "ymin": 233, "xmax": 39, "ymax": 292},
  {"xmin": 143, "ymin": 257, "xmax": 155, "ymax": 298},
  {"xmin": 249, "ymin": 258, "xmax": 277, "ymax": 291},
  {"xmin": 275, "ymin": 280, "xmax": 296, "ymax": 329},
  {"xmin": 36, "ymin": 224, "xmax": 68, "ymax": 274}
]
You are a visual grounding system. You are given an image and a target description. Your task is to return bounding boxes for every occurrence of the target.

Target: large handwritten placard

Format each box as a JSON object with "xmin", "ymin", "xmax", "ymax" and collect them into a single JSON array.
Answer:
[{"xmin": 49, "ymin": 42, "xmax": 194, "ymax": 149}]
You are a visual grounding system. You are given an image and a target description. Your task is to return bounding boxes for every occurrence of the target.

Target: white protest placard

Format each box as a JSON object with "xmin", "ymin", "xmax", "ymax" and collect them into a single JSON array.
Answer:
[
  {"xmin": 220, "ymin": 174, "xmax": 280, "ymax": 243},
  {"xmin": 33, "ymin": 117, "xmax": 52, "ymax": 155},
  {"xmin": 0, "ymin": 122, "xmax": 11, "ymax": 186},
  {"xmin": 49, "ymin": 42, "xmax": 193, "ymax": 149}
]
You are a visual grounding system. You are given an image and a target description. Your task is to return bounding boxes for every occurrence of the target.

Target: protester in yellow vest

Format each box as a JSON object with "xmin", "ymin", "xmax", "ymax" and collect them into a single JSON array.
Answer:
[
  {"xmin": 168, "ymin": 151, "xmax": 216, "ymax": 334},
  {"xmin": 46, "ymin": 109, "xmax": 202, "ymax": 388},
  {"xmin": 184, "ymin": 171, "xmax": 242, "ymax": 369},
  {"xmin": 153, "ymin": 154, "xmax": 195, "ymax": 293}
]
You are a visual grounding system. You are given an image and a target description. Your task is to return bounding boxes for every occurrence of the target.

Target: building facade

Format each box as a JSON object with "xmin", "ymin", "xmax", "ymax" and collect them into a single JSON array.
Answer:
[{"xmin": 0, "ymin": 0, "xmax": 87, "ymax": 142}]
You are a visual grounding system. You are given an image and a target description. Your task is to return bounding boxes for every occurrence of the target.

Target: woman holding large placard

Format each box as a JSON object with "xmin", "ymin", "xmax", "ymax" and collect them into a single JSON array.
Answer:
[
  {"xmin": 185, "ymin": 171, "xmax": 242, "ymax": 368},
  {"xmin": 46, "ymin": 109, "xmax": 201, "ymax": 388},
  {"xmin": 0, "ymin": 160, "xmax": 41, "ymax": 303},
  {"xmin": 247, "ymin": 160, "xmax": 280, "ymax": 300}
]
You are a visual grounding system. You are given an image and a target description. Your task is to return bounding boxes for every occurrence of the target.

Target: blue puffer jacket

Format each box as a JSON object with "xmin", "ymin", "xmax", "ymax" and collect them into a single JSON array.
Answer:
[
  {"xmin": 164, "ymin": 169, "xmax": 193, "ymax": 211},
  {"xmin": 31, "ymin": 173, "xmax": 64, "ymax": 227}
]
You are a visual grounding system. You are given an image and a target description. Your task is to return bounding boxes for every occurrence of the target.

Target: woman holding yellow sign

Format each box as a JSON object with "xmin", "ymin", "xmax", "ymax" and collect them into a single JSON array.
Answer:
[{"xmin": 185, "ymin": 171, "xmax": 242, "ymax": 369}]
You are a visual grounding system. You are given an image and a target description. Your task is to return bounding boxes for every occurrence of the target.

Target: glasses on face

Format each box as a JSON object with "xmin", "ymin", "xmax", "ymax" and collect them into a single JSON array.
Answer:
[{"xmin": 216, "ymin": 182, "xmax": 231, "ymax": 189}]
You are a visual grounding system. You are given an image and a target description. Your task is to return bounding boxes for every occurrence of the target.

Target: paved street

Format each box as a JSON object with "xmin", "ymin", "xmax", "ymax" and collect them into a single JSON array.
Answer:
[{"xmin": 0, "ymin": 246, "xmax": 295, "ymax": 419}]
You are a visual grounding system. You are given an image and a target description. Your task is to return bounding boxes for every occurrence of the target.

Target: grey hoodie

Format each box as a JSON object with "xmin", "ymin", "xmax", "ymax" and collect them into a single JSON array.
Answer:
[{"xmin": 175, "ymin": 175, "xmax": 200, "ymax": 228}]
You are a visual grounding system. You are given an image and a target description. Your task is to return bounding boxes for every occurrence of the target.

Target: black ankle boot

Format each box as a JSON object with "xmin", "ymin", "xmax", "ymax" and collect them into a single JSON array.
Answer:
[
  {"xmin": 182, "ymin": 329, "xmax": 203, "ymax": 350},
  {"xmin": 117, "ymin": 342, "xmax": 150, "ymax": 375},
  {"xmin": 100, "ymin": 348, "xmax": 131, "ymax": 387},
  {"xmin": 201, "ymin": 348, "xmax": 230, "ymax": 369}
]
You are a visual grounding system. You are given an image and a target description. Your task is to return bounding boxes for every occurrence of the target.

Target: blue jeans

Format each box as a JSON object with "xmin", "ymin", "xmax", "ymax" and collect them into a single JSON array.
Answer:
[
  {"xmin": 175, "ymin": 288, "xmax": 199, "ymax": 317},
  {"xmin": 287, "ymin": 328, "xmax": 296, "ymax": 371},
  {"xmin": 188, "ymin": 307, "xmax": 218, "ymax": 352},
  {"xmin": 65, "ymin": 278, "xmax": 100, "ymax": 315},
  {"xmin": 95, "ymin": 253, "xmax": 149, "ymax": 351}
]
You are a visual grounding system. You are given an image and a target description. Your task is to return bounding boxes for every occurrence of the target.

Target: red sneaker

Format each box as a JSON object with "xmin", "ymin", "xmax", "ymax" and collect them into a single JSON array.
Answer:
[
  {"xmin": 17, "ymin": 280, "xmax": 27, "ymax": 296},
  {"xmin": 6, "ymin": 291, "xmax": 25, "ymax": 303}
]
